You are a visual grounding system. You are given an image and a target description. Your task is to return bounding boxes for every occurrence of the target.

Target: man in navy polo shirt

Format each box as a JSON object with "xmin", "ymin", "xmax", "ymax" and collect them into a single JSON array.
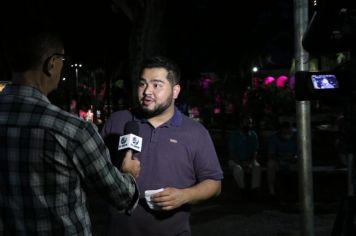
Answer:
[{"xmin": 101, "ymin": 56, "xmax": 223, "ymax": 236}]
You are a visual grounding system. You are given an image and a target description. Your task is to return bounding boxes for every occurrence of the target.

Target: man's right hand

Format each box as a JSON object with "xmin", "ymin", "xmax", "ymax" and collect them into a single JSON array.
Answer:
[{"xmin": 121, "ymin": 150, "xmax": 141, "ymax": 178}]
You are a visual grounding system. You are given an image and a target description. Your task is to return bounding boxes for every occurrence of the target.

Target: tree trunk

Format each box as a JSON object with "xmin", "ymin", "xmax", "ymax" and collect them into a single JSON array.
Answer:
[{"xmin": 128, "ymin": 0, "xmax": 168, "ymax": 103}]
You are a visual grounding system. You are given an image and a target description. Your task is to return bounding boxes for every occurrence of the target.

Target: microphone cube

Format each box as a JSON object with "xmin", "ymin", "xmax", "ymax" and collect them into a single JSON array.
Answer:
[{"xmin": 118, "ymin": 134, "xmax": 142, "ymax": 152}]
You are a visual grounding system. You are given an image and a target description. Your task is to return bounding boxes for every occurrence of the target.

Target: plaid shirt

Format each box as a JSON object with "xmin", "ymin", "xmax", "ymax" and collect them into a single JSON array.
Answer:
[{"xmin": 0, "ymin": 85, "xmax": 138, "ymax": 235}]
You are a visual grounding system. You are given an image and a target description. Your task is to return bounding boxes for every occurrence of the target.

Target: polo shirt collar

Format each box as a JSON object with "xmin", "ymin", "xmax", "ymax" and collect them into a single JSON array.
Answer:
[
  {"xmin": 133, "ymin": 106, "xmax": 182, "ymax": 127},
  {"xmin": 170, "ymin": 107, "xmax": 182, "ymax": 127}
]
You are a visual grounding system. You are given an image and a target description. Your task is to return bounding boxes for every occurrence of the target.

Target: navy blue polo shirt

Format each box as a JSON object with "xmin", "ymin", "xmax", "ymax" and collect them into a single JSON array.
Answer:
[{"xmin": 101, "ymin": 108, "xmax": 223, "ymax": 236}]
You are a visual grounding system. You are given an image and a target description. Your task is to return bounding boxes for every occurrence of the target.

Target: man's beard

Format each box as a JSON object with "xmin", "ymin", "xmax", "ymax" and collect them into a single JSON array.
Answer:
[{"xmin": 139, "ymin": 95, "xmax": 173, "ymax": 119}]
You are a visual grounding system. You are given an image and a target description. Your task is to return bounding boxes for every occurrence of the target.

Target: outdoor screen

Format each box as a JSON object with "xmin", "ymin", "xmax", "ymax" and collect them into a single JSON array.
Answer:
[{"xmin": 311, "ymin": 74, "xmax": 339, "ymax": 90}]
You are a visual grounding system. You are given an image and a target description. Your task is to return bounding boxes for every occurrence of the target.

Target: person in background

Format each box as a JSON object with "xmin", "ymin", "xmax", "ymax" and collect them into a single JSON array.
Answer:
[
  {"xmin": 267, "ymin": 121, "xmax": 298, "ymax": 195},
  {"xmin": 101, "ymin": 56, "xmax": 223, "ymax": 236},
  {"xmin": 228, "ymin": 115, "xmax": 261, "ymax": 194},
  {"xmin": 334, "ymin": 114, "xmax": 353, "ymax": 168},
  {"xmin": 0, "ymin": 25, "xmax": 140, "ymax": 235},
  {"xmin": 69, "ymin": 98, "xmax": 78, "ymax": 115}
]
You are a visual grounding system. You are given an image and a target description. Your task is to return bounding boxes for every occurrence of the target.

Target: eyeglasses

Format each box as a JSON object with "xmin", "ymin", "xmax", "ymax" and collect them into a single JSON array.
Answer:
[
  {"xmin": 42, "ymin": 52, "xmax": 68, "ymax": 75},
  {"xmin": 51, "ymin": 53, "xmax": 67, "ymax": 61}
]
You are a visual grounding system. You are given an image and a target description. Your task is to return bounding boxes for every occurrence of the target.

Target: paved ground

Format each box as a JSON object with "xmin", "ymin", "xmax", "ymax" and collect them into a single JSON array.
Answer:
[
  {"xmin": 190, "ymin": 168, "xmax": 346, "ymax": 236},
  {"xmin": 191, "ymin": 205, "xmax": 335, "ymax": 236},
  {"xmin": 189, "ymin": 128, "xmax": 353, "ymax": 236}
]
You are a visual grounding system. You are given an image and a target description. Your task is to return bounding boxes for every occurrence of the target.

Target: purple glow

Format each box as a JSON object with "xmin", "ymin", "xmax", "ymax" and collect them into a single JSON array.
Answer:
[
  {"xmin": 289, "ymin": 75, "xmax": 295, "ymax": 90},
  {"xmin": 213, "ymin": 107, "xmax": 221, "ymax": 114},
  {"xmin": 199, "ymin": 78, "xmax": 213, "ymax": 90}
]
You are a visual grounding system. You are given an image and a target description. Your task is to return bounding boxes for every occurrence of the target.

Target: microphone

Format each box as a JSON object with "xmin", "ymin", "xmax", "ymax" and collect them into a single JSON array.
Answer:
[{"xmin": 118, "ymin": 121, "xmax": 142, "ymax": 153}]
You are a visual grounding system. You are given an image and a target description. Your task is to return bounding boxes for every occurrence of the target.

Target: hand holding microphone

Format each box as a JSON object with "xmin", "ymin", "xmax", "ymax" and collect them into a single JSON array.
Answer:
[
  {"xmin": 121, "ymin": 150, "xmax": 140, "ymax": 178},
  {"xmin": 118, "ymin": 121, "xmax": 142, "ymax": 178}
]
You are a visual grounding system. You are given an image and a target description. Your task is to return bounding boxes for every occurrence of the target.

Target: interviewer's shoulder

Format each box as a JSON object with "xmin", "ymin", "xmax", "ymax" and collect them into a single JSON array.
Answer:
[{"xmin": 43, "ymin": 104, "xmax": 98, "ymax": 140}]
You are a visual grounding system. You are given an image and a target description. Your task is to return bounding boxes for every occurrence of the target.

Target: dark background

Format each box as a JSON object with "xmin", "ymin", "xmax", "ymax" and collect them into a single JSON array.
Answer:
[{"xmin": 0, "ymin": 0, "xmax": 295, "ymax": 76}]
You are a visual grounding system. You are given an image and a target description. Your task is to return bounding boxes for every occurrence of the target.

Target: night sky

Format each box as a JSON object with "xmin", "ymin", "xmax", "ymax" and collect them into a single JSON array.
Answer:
[
  {"xmin": 1, "ymin": 0, "xmax": 295, "ymax": 76},
  {"xmin": 165, "ymin": 0, "xmax": 294, "ymax": 73},
  {"xmin": 59, "ymin": 0, "xmax": 295, "ymax": 74}
]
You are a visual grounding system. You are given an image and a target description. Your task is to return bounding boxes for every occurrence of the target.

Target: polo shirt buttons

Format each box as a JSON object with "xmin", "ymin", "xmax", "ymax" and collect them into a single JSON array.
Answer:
[{"xmin": 151, "ymin": 129, "xmax": 158, "ymax": 142}]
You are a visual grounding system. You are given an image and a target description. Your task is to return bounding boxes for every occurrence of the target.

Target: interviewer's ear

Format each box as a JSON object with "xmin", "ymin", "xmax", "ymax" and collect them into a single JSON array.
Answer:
[{"xmin": 43, "ymin": 56, "xmax": 54, "ymax": 76}]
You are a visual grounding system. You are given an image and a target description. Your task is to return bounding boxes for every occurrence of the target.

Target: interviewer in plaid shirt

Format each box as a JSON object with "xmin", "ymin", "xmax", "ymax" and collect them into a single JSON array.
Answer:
[{"xmin": 0, "ymin": 25, "xmax": 141, "ymax": 235}]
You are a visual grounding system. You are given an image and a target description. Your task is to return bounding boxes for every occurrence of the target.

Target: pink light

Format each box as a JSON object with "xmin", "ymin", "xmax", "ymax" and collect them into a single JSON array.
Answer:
[
  {"xmin": 79, "ymin": 110, "xmax": 87, "ymax": 119},
  {"xmin": 264, "ymin": 76, "xmax": 275, "ymax": 85},
  {"xmin": 276, "ymin": 75, "xmax": 288, "ymax": 87},
  {"xmin": 199, "ymin": 78, "xmax": 213, "ymax": 90},
  {"xmin": 213, "ymin": 107, "xmax": 221, "ymax": 114}
]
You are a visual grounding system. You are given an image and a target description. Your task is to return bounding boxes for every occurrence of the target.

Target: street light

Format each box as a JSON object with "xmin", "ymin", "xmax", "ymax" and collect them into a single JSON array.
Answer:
[
  {"xmin": 251, "ymin": 66, "xmax": 259, "ymax": 88},
  {"xmin": 70, "ymin": 63, "xmax": 82, "ymax": 88}
]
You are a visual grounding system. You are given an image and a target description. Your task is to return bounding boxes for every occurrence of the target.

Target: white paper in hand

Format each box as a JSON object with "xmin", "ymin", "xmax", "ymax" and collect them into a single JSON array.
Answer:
[{"xmin": 144, "ymin": 188, "xmax": 164, "ymax": 210}]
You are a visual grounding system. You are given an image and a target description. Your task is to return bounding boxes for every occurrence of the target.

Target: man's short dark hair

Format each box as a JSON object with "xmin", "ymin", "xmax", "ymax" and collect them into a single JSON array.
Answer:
[
  {"xmin": 139, "ymin": 56, "xmax": 181, "ymax": 85},
  {"xmin": 3, "ymin": 29, "xmax": 63, "ymax": 73}
]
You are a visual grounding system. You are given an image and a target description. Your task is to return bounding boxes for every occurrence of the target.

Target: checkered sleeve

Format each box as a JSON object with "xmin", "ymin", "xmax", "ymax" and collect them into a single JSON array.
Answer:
[{"xmin": 71, "ymin": 122, "xmax": 139, "ymax": 213}]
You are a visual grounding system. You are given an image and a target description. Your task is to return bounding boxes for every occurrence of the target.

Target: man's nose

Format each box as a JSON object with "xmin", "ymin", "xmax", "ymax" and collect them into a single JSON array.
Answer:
[{"xmin": 143, "ymin": 84, "xmax": 153, "ymax": 95}]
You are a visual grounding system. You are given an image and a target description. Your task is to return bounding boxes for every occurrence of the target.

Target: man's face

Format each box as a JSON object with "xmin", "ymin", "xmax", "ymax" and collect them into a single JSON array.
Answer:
[{"xmin": 137, "ymin": 68, "xmax": 180, "ymax": 118}]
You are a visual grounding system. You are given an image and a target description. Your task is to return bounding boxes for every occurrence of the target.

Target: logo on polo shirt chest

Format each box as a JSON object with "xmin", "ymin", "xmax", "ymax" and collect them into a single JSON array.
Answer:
[{"xmin": 169, "ymin": 138, "xmax": 178, "ymax": 143}]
